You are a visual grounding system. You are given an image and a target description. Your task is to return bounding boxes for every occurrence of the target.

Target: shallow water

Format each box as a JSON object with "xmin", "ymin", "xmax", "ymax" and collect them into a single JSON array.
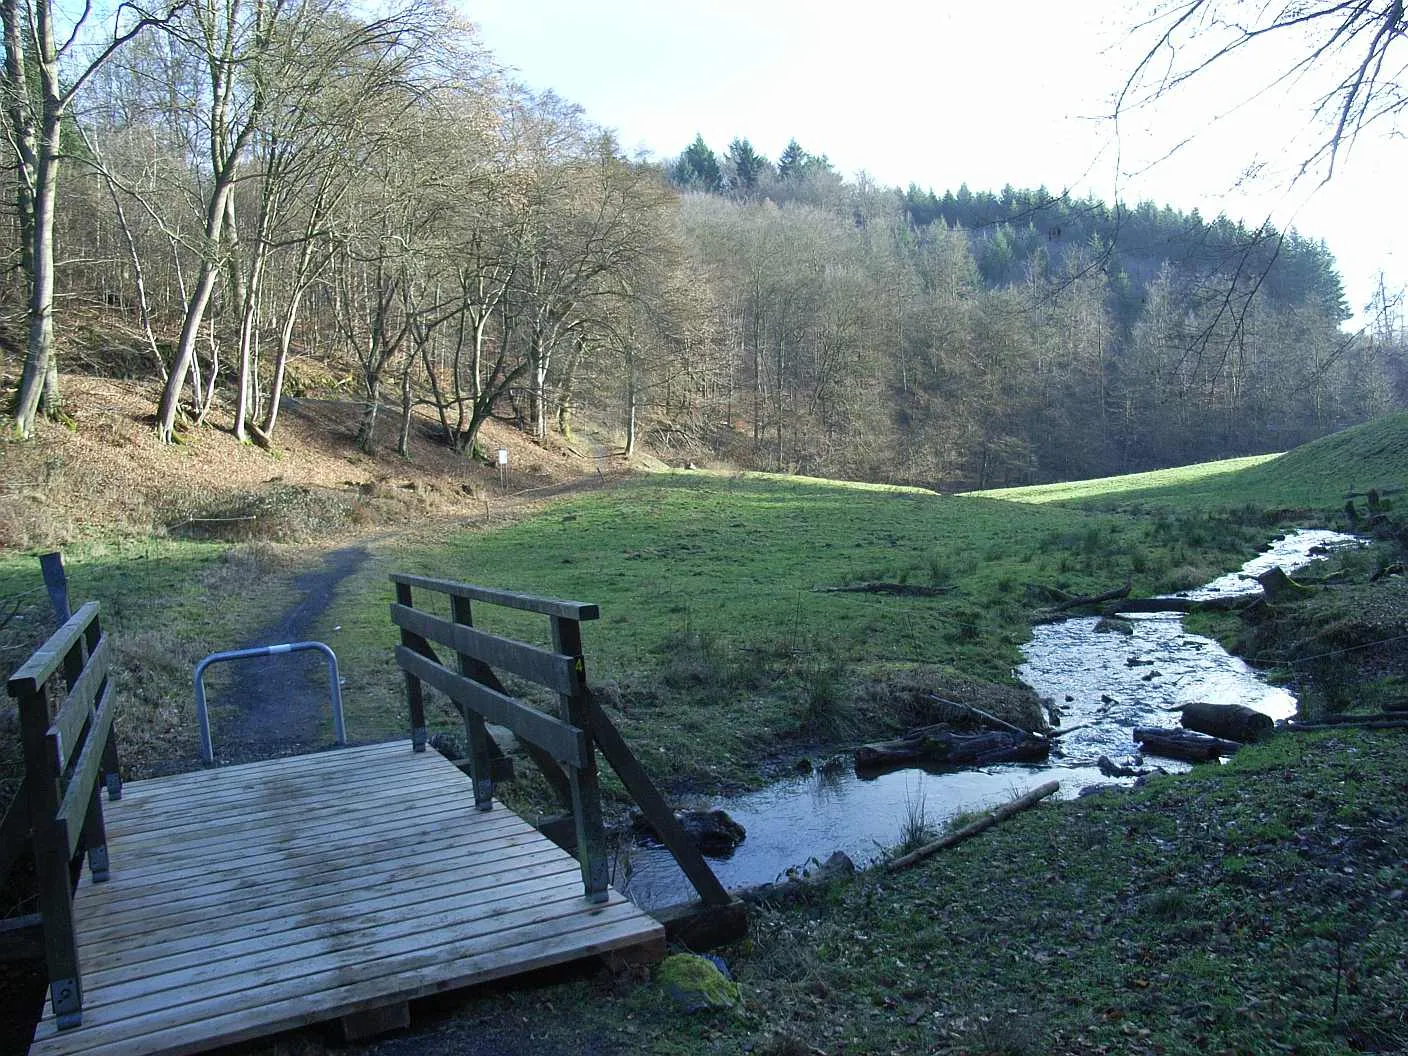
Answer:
[{"xmin": 619, "ymin": 529, "xmax": 1364, "ymax": 909}]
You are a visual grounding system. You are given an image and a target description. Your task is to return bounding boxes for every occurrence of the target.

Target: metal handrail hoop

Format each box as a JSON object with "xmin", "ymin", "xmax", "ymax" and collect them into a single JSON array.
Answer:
[{"xmin": 194, "ymin": 641, "xmax": 347, "ymax": 763}]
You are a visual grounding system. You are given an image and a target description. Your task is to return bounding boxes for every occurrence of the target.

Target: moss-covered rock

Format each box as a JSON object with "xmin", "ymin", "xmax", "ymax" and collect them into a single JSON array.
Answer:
[{"xmin": 656, "ymin": 953, "xmax": 739, "ymax": 1013}]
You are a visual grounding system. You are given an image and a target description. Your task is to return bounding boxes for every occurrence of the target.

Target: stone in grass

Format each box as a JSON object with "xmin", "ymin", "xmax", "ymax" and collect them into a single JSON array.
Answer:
[{"xmin": 657, "ymin": 953, "xmax": 739, "ymax": 1013}]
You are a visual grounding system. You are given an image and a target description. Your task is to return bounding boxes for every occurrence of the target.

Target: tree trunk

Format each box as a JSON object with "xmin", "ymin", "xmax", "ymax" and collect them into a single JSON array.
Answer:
[
  {"xmin": 10, "ymin": 33, "xmax": 61, "ymax": 437},
  {"xmin": 226, "ymin": 195, "xmax": 253, "ymax": 441},
  {"xmin": 355, "ymin": 365, "xmax": 380, "ymax": 453},
  {"xmin": 156, "ymin": 182, "xmax": 233, "ymax": 442},
  {"xmin": 555, "ymin": 336, "xmax": 582, "ymax": 440},
  {"xmin": 396, "ymin": 356, "xmax": 413, "ymax": 458},
  {"xmin": 626, "ymin": 366, "xmax": 637, "ymax": 455},
  {"xmin": 531, "ymin": 338, "xmax": 550, "ymax": 439},
  {"xmin": 257, "ymin": 284, "xmax": 306, "ymax": 441}
]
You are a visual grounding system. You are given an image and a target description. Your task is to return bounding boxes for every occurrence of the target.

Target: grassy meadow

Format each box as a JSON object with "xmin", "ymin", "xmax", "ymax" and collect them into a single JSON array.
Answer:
[
  {"xmin": 988, "ymin": 411, "xmax": 1408, "ymax": 514},
  {"xmin": 319, "ymin": 472, "xmax": 1287, "ymax": 797},
  {"xmin": 3, "ymin": 413, "xmax": 1407, "ymax": 1055}
]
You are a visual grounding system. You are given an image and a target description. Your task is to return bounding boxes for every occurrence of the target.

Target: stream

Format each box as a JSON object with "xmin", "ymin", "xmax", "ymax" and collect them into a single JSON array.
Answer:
[{"xmin": 618, "ymin": 529, "xmax": 1364, "ymax": 910}]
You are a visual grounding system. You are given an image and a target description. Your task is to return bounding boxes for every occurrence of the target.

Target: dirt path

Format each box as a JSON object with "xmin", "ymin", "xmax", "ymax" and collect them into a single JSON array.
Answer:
[{"xmin": 211, "ymin": 544, "xmax": 371, "ymax": 763}]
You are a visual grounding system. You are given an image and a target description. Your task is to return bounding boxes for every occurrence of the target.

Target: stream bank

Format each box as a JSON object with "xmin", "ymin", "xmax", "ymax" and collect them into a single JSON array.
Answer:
[{"xmin": 619, "ymin": 529, "xmax": 1364, "ymax": 909}]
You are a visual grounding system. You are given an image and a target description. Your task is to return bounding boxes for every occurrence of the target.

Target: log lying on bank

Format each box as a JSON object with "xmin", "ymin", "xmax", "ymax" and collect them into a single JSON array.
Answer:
[
  {"xmin": 855, "ymin": 729, "xmax": 1050, "ymax": 771},
  {"xmin": 1179, "ymin": 701, "xmax": 1274, "ymax": 743},
  {"xmin": 888, "ymin": 781, "xmax": 1060, "ymax": 872},
  {"xmin": 736, "ymin": 851, "xmax": 856, "ymax": 905},
  {"xmin": 815, "ymin": 582, "xmax": 955, "ymax": 597},
  {"xmin": 1133, "ymin": 726, "xmax": 1241, "ymax": 762},
  {"xmin": 1047, "ymin": 582, "xmax": 1132, "ymax": 613},
  {"xmin": 925, "ymin": 695, "xmax": 1032, "ymax": 739},
  {"xmin": 1287, "ymin": 718, "xmax": 1408, "ymax": 732}
]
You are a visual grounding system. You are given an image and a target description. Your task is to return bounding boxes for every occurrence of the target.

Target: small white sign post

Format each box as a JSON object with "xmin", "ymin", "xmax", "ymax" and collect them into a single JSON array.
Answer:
[{"xmin": 497, "ymin": 447, "xmax": 508, "ymax": 492}]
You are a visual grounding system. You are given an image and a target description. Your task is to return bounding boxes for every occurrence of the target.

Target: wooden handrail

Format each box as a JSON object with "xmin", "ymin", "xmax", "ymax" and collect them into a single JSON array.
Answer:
[
  {"xmin": 6, "ymin": 600, "xmax": 121, "ymax": 1030},
  {"xmin": 389, "ymin": 574, "xmax": 734, "ymax": 910},
  {"xmin": 7, "ymin": 602, "xmax": 101, "ymax": 696},
  {"xmin": 390, "ymin": 604, "xmax": 583, "ymax": 696},
  {"xmin": 46, "ymin": 636, "xmax": 112, "ymax": 774},
  {"xmin": 393, "ymin": 646, "xmax": 587, "ymax": 766},
  {"xmin": 389, "ymin": 574, "xmax": 599, "ymax": 621}
]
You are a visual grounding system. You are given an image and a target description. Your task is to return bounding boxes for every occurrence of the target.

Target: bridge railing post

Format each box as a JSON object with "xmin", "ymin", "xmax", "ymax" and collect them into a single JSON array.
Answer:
[
  {"xmin": 395, "ymin": 582, "xmax": 428, "ymax": 752},
  {"xmin": 550, "ymin": 614, "xmax": 609, "ymax": 903},
  {"xmin": 16, "ymin": 676, "xmax": 84, "ymax": 1028},
  {"xmin": 449, "ymin": 596, "xmax": 495, "ymax": 811}
]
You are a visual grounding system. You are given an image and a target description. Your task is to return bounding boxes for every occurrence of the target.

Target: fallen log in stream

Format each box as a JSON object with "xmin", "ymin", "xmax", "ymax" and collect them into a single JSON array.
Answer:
[
  {"xmin": 855, "ymin": 729, "xmax": 1050, "ymax": 771},
  {"xmin": 1179, "ymin": 701, "xmax": 1273, "ymax": 743},
  {"xmin": 1099, "ymin": 595, "xmax": 1259, "ymax": 614},
  {"xmin": 1033, "ymin": 583, "xmax": 1260, "ymax": 616},
  {"xmin": 1133, "ymin": 726, "xmax": 1242, "ymax": 762}
]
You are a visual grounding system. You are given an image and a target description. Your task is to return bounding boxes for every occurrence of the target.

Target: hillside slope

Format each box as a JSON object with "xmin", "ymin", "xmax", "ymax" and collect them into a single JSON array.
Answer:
[
  {"xmin": 1231, "ymin": 410, "xmax": 1408, "ymax": 506},
  {"xmin": 0, "ymin": 377, "xmax": 661, "ymax": 551},
  {"xmin": 979, "ymin": 411, "xmax": 1408, "ymax": 513}
]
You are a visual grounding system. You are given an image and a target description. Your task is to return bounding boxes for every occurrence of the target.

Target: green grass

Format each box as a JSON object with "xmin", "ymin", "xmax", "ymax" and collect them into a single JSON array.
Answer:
[
  {"xmin": 971, "ymin": 452, "xmax": 1280, "ymax": 505},
  {"xmin": 977, "ymin": 411, "xmax": 1408, "ymax": 515},
  {"xmin": 1, "ymin": 539, "xmax": 320, "ymax": 778},
  {"xmin": 316, "ymin": 472, "xmax": 1279, "ymax": 794}
]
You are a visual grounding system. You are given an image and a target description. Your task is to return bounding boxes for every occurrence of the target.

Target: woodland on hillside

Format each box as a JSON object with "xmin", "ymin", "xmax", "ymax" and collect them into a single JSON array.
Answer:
[{"xmin": 3, "ymin": 0, "xmax": 1406, "ymax": 488}]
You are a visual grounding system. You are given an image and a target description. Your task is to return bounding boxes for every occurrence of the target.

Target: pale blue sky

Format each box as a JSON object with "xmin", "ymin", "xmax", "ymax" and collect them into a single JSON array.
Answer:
[{"xmin": 463, "ymin": 0, "xmax": 1406, "ymax": 325}]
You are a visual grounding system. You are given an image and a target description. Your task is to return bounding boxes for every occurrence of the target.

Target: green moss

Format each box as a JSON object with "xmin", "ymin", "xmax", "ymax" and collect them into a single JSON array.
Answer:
[{"xmin": 657, "ymin": 954, "xmax": 739, "ymax": 1012}]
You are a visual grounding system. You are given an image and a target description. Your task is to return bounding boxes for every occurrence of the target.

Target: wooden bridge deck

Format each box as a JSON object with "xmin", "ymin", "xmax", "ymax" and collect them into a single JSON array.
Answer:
[{"xmin": 28, "ymin": 741, "xmax": 665, "ymax": 1056}]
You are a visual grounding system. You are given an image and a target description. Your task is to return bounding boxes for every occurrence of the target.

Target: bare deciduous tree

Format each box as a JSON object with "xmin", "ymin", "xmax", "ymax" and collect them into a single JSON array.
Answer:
[
  {"xmin": 3, "ymin": 0, "xmax": 175, "ymax": 437},
  {"xmin": 1121, "ymin": 1, "xmax": 1406, "ymax": 181}
]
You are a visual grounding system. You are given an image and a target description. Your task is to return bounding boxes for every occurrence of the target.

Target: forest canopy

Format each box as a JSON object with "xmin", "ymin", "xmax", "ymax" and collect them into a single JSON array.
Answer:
[{"xmin": 2, "ymin": 2, "xmax": 1403, "ymax": 488}]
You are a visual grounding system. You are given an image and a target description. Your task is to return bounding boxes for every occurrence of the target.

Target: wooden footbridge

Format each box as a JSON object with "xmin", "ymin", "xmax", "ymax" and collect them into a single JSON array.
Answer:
[{"xmin": 2, "ymin": 573, "xmax": 739, "ymax": 1056}]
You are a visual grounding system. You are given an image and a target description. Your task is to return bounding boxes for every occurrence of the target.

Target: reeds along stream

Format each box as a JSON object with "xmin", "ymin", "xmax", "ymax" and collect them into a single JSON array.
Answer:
[{"xmin": 618, "ymin": 530, "xmax": 1365, "ymax": 910}]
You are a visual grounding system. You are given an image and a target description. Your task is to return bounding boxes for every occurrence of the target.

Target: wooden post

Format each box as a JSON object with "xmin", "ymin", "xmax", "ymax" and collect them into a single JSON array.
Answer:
[
  {"xmin": 39, "ymin": 551, "xmax": 70, "ymax": 622},
  {"xmin": 395, "ymin": 582, "xmax": 428, "ymax": 752},
  {"xmin": 14, "ymin": 679, "xmax": 84, "ymax": 1028},
  {"xmin": 450, "ymin": 596, "xmax": 495, "ymax": 812},
  {"xmin": 464, "ymin": 663, "xmax": 574, "ymax": 812},
  {"xmin": 550, "ymin": 615, "xmax": 609, "ymax": 903}
]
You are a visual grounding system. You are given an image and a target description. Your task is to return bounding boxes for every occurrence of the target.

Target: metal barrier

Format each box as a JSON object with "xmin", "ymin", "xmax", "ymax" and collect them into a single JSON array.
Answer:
[{"xmin": 194, "ymin": 642, "xmax": 346, "ymax": 763}]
